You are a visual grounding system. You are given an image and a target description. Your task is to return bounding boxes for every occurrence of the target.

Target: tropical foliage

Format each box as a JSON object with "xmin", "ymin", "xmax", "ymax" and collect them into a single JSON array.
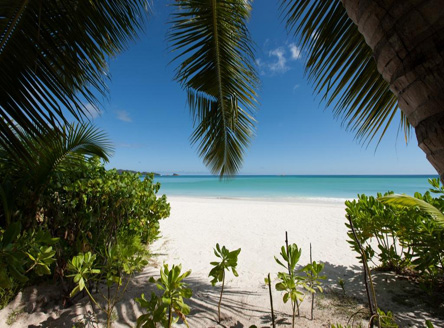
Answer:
[
  {"xmin": 0, "ymin": 123, "xmax": 112, "ymax": 296},
  {"xmin": 0, "ymin": 0, "xmax": 148, "ymax": 161},
  {"xmin": 280, "ymin": 0, "xmax": 409, "ymax": 145},
  {"xmin": 209, "ymin": 243, "xmax": 241, "ymax": 322},
  {"xmin": 275, "ymin": 243, "xmax": 303, "ymax": 327},
  {"xmin": 0, "ymin": 123, "xmax": 112, "ymax": 227},
  {"xmin": 68, "ymin": 238, "xmax": 148, "ymax": 328},
  {"xmin": 301, "ymin": 261, "xmax": 325, "ymax": 320},
  {"xmin": 137, "ymin": 264, "xmax": 192, "ymax": 328},
  {"xmin": 169, "ymin": 0, "xmax": 259, "ymax": 176},
  {"xmin": 0, "ymin": 125, "xmax": 170, "ymax": 307},
  {"xmin": 345, "ymin": 179, "xmax": 444, "ymax": 281}
]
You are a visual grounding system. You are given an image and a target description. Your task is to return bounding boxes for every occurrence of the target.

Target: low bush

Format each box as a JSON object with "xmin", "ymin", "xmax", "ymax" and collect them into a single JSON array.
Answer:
[
  {"xmin": 345, "ymin": 178, "xmax": 444, "ymax": 282},
  {"xmin": 0, "ymin": 153, "xmax": 170, "ymax": 306}
]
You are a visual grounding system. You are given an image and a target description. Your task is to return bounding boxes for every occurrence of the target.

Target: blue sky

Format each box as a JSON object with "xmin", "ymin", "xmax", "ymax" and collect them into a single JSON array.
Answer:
[{"xmin": 85, "ymin": 1, "xmax": 435, "ymax": 175}]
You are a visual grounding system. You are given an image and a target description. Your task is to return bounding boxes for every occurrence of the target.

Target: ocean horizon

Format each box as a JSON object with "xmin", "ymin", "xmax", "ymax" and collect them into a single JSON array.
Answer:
[{"xmin": 153, "ymin": 174, "xmax": 438, "ymax": 202}]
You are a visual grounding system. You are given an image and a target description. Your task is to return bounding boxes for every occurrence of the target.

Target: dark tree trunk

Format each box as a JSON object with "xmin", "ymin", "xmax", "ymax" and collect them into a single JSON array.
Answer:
[{"xmin": 342, "ymin": 0, "xmax": 444, "ymax": 180}]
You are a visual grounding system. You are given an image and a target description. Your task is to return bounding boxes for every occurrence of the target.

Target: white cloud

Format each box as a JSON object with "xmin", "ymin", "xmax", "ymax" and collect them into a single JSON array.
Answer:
[
  {"xmin": 293, "ymin": 84, "xmax": 300, "ymax": 92},
  {"xmin": 115, "ymin": 110, "xmax": 132, "ymax": 122},
  {"xmin": 268, "ymin": 47, "xmax": 289, "ymax": 73},
  {"xmin": 84, "ymin": 103, "xmax": 102, "ymax": 119},
  {"xmin": 288, "ymin": 43, "xmax": 301, "ymax": 60}
]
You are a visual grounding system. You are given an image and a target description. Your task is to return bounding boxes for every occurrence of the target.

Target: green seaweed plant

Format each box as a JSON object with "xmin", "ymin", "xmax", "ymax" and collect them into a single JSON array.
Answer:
[{"xmin": 209, "ymin": 244, "xmax": 241, "ymax": 323}]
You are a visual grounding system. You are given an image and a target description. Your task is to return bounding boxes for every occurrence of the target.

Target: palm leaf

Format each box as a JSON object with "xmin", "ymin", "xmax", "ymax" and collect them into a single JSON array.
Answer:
[
  {"xmin": 378, "ymin": 194, "xmax": 444, "ymax": 227},
  {"xmin": 0, "ymin": 122, "xmax": 112, "ymax": 225},
  {"xmin": 0, "ymin": 123, "xmax": 113, "ymax": 188},
  {"xmin": 0, "ymin": 0, "xmax": 148, "ymax": 161},
  {"xmin": 280, "ymin": 0, "xmax": 411, "ymax": 145},
  {"xmin": 169, "ymin": 0, "xmax": 259, "ymax": 176}
]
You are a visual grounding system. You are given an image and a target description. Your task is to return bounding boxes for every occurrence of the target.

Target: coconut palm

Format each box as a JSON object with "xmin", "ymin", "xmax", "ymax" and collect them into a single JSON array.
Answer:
[
  {"xmin": 281, "ymin": 0, "xmax": 444, "ymax": 180},
  {"xmin": 0, "ymin": 0, "xmax": 148, "ymax": 162},
  {"xmin": 169, "ymin": 0, "xmax": 259, "ymax": 176},
  {"xmin": 0, "ymin": 123, "xmax": 113, "ymax": 227},
  {"xmin": 2, "ymin": 0, "xmax": 258, "ymax": 177}
]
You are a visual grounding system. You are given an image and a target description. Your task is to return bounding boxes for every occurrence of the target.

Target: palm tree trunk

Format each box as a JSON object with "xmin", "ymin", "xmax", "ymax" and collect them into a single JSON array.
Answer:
[{"xmin": 342, "ymin": 0, "xmax": 444, "ymax": 180}]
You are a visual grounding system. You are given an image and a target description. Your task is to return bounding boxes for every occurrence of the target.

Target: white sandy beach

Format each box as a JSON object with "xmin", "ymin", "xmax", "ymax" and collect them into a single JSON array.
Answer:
[
  {"xmin": 149, "ymin": 196, "xmax": 363, "ymax": 327},
  {"xmin": 1, "ymin": 196, "xmax": 442, "ymax": 327}
]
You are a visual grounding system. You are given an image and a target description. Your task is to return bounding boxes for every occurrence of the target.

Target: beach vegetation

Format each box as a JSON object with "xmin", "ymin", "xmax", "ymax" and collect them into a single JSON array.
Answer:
[
  {"xmin": 68, "ymin": 236, "xmax": 148, "ymax": 328},
  {"xmin": 209, "ymin": 243, "xmax": 241, "ymax": 323},
  {"xmin": 346, "ymin": 179, "xmax": 444, "ymax": 327},
  {"xmin": 280, "ymin": 0, "xmax": 444, "ymax": 181},
  {"xmin": 369, "ymin": 309, "xmax": 398, "ymax": 328},
  {"xmin": 345, "ymin": 179, "xmax": 444, "ymax": 282},
  {"xmin": 302, "ymin": 261, "xmax": 326, "ymax": 320},
  {"xmin": 338, "ymin": 278, "xmax": 346, "ymax": 296},
  {"xmin": 275, "ymin": 243, "xmax": 303, "ymax": 327},
  {"xmin": 136, "ymin": 264, "xmax": 192, "ymax": 328},
  {"xmin": 0, "ymin": 1, "xmax": 148, "ymax": 163},
  {"xmin": 6, "ymin": 306, "xmax": 24, "ymax": 326},
  {"xmin": 168, "ymin": 0, "xmax": 259, "ymax": 176},
  {"xmin": 0, "ymin": 123, "xmax": 170, "ymax": 307}
]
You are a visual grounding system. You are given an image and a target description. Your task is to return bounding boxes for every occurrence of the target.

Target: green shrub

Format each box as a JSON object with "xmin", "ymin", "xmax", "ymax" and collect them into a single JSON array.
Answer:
[
  {"xmin": 0, "ymin": 155, "xmax": 170, "ymax": 305},
  {"xmin": 209, "ymin": 244, "xmax": 241, "ymax": 323},
  {"xmin": 345, "ymin": 179, "xmax": 444, "ymax": 280},
  {"xmin": 136, "ymin": 264, "xmax": 192, "ymax": 328},
  {"xmin": 68, "ymin": 236, "xmax": 149, "ymax": 328},
  {"xmin": 345, "ymin": 192, "xmax": 410, "ymax": 270},
  {"xmin": 275, "ymin": 243, "xmax": 303, "ymax": 328}
]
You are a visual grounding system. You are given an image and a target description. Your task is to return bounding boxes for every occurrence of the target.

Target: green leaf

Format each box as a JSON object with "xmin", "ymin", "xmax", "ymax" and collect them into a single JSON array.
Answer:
[
  {"xmin": 161, "ymin": 296, "xmax": 172, "ymax": 305},
  {"xmin": 275, "ymin": 282, "xmax": 286, "ymax": 291},
  {"xmin": 1, "ymin": 222, "xmax": 21, "ymax": 246},
  {"xmin": 169, "ymin": 0, "xmax": 258, "ymax": 176},
  {"xmin": 70, "ymin": 285, "xmax": 81, "ymax": 298},
  {"xmin": 280, "ymin": 0, "xmax": 408, "ymax": 146},
  {"xmin": 283, "ymin": 292, "xmax": 289, "ymax": 303},
  {"xmin": 182, "ymin": 287, "xmax": 193, "ymax": 299},
  {"xmin": 0, "ymin": 0, "xmax": 148, "ymax": 161},
  {"xmin": 378, "ymin": 194, "xmax": 444, "ymax": 227},
  {"xmin": 78, "ymin": 278, "xmax": 85, "ymax": 291},
  {"xmin": 425, "ymin": 320, "xmax": 434, "ymax": 328}
]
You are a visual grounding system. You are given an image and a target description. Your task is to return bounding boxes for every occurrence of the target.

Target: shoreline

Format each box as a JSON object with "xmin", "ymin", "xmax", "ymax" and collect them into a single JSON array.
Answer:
[{"xmin": 163, "ymin": 194, "xmax": 353, "ymax": 205}]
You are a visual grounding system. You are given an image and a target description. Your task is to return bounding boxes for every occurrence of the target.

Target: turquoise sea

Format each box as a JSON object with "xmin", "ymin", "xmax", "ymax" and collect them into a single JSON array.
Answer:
[{"xmin": 154, "ymin": 175, "xmax": 438, "ymax": 201}]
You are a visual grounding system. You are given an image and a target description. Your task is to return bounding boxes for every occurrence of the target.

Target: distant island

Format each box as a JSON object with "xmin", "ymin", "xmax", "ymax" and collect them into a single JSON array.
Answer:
[
  {"xmin": 116, "ymin": 170, "xmax": 183, "ymax": 177},
  {"xmin": 116, "ymin": 169, "xmax": 161, "ymax": 176}
]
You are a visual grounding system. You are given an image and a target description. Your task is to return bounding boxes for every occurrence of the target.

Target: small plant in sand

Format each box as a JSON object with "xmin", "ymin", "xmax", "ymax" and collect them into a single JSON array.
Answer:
[
  {"xmin": 275, "ymin": 243, "xmax": 304, "ymax": 328},
  {"xmin": 68, "ymin": 237, "xmax": 148, "ymax": 328},
  {"xmin": 136, "ymin": 264, "xmax": 192, "ymax": 328},
  {"xmin": 338, "ymin": 277, "xmax": 346, "ymax": 296},
  {"xmin": 209, "ymin": 243, "xmax": 241, "ymax": 323},
  {"xmin": 301, "ymin": 260, "xmax": 325, "ymax": 320}
]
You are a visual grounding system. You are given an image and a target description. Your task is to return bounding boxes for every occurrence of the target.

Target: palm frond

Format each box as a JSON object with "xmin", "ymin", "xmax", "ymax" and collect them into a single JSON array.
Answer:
[
  {"xmin": 280, "ymin": 0, "xmax": 411, "ymax": 145},
  {"xmin": 0, "ymin": 0, "xmax": 148, "ymax": 160},
  {"xmin": 379, "ymin": 194, "xmax": 444, "ymax": 228},
  {"xmin": 0, "ymin": 123, "xmax": 113, "ymax": 190},
  {"xmin": 169, "ymin": 0, "xmax": 258, "ymax": 176}
]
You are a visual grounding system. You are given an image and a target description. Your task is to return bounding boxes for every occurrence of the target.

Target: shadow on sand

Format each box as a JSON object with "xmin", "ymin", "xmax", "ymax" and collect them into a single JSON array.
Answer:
[{"xmin": 12, "ymin": 260, "xmax": 444, "ymax": 327}]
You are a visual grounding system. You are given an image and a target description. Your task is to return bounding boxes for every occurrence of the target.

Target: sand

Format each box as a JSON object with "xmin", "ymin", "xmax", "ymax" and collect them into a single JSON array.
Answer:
[{"xmin": 1, "ymin": 196, "xmax": 442, "ymax": 327}]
